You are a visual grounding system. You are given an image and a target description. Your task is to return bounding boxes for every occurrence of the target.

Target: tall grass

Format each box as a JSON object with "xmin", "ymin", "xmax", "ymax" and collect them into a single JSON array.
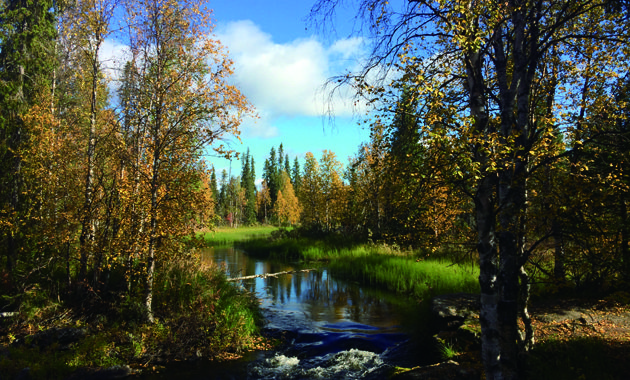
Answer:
[
  {"xmin": 153, "ymin": 261, "xmax": 263, "ymax": 355},
  {"xmin": 326, "ymin": 248, "xmax": 479, "ymax": 299},
  {"xmin": 239, "ymin": 236, "xmax": 479, "ymax": 299},
  {"xmin": 202, "ymin": 226, "xmax": 281, "ymax": 246}
]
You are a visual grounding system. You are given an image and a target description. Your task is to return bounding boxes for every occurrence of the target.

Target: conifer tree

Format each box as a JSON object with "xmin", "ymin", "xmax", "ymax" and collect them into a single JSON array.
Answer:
[
  {"xmin": 210, "ymin": 167, "xmax": 219, "ymax": 215},
  {"xmin": 291, "ymin": 157, "xmax": 301, "ymax": 194},
  {"xmin": 241, "ymin": 149, "xmax": 257, "ymax": 225},
  {"xmin": 0, "ymin": 0, "xmax": 57, "ymax": 273}
]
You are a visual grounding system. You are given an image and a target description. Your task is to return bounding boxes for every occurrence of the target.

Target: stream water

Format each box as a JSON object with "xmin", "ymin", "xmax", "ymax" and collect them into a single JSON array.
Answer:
[{"xmin": 140, "ymin": 246, "xmax": 434, "ymax": 379}]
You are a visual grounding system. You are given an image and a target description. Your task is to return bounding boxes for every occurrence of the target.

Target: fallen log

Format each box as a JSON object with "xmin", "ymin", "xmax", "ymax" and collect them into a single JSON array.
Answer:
[{"xmin": 227, "ymin": 268, "xmax": 317, "ymax": 282}]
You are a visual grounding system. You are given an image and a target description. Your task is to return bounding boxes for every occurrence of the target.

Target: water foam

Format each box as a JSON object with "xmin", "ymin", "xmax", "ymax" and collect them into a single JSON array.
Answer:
[
  {"xmin": 250, "ymin": 354, "xmax": 300, "ymax": 379},
  {"xmin": 250, "ymin": 349, "xmax": 386, "ymax": 379}
]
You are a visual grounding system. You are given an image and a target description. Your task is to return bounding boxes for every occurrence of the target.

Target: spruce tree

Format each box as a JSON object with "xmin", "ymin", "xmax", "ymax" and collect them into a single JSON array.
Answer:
[
  {"xmin": 291, "ymin": 157, "xmax": 301, "ymax": 194},
  {"xmin": 0, "ymin": 0, "xmax": 57, "ymax": 272},
  {"xmin": 241, "ymin": 148, "xmax": 257, "ymax": 225}
]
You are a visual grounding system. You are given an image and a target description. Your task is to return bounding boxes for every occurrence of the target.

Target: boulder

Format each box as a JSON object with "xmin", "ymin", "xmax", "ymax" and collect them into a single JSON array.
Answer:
[
  {"xmin": 431, "ymin": 293, "xmax": 479, "ymax": 330},
  {"xmin": 13, "ymin": 327, "xmax": 88, "ymax": 350},
  {"xmin": 430, "ymin": 293, "xmax": 482, "ymax": 362},
  {"xmin": 67, "ymin": 365, "xmax": 135, "ymax": 380}
]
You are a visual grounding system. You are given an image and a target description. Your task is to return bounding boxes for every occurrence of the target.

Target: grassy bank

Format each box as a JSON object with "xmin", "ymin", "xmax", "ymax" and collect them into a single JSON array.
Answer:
[
  {"xmin": 238, "ymin": 234, "xmax": 479, "ymax": 299},
  {"xmin": 201, "ymin": 226, "xmax": 281, "ymax": 246},
  {"xmin": 328, "ymin": 251, "xmax": 480, "ymax": 299},
  {"xmin": 0, "ymin": 259, "xmax": 267, "ymax": 379}
]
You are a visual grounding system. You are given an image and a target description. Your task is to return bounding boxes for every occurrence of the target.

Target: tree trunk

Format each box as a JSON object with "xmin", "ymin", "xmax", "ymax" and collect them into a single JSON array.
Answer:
[
  {"xmin": 622, "ymin": 200, "xmax": 629, "ymax": 281},
  {"xmin": 465, "ymin": 36, "xmax": 506, "ymax": 378},
  {"xmin": 79, "ymin": 36, "xmax": 102, "ymax": 283},
  {"xmin": 497, "ymin": 167, "xmax": 528, "ymax": 379},
  {"xmin": 145, "ymin": 148, "xmax": 159, "ymax": 324},
  {"xmin": 476, "ymin": 175, "xmax": 501, "ymax": 379}
]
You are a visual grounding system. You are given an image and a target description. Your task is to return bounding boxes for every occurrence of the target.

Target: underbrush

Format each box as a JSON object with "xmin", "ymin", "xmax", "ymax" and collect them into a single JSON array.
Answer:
[
  {"xmin": 0, "ymin": 260, "xmax": 266, "ymax": 379},
  {"xmin": 527, "ymin": 337, "xmax": 630, "ymax": 380}
]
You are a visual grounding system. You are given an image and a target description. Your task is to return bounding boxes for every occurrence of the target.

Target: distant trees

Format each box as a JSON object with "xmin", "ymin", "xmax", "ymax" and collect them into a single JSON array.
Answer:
[
  {"xmin": 299, "ymin": 152, "xmax": 322, "ymax": 228},
  {"xmin": 275, "ymin": 171, "xmax": 301, "ymax": 225},
  {"xmin": 241, "ymin": 149, "xmax": 257, "ymax": 225}
]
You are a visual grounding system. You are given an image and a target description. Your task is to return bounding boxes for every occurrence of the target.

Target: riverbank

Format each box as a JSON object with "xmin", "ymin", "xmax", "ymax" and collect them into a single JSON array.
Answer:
[
  {"xmin": 0, "ymin": 255, "xmax": 269, "ymax": 379},
  {"xmin": 5, "ymin": 225, "xmax": 628, "ymax": 379},
  {"xmin": 394, "ymin": 293, "xmax": 630, "ymax": 380},
  {"xmin": 237, "ymin": 229, "xmax": 480, "ymax": 301},
  {"xmin": 235, "ymin": 227, "xmax": 630, "ymax": 379}
]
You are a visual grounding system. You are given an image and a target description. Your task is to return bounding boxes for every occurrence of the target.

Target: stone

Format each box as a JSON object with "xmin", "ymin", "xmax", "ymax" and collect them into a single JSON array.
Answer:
[
  {"xmin": 431, "ymin": 293, "xmax": 480, "ymax": 330},
  {"xmin": 13, "ymin": 327, "xmax": 88, "ymax": 350},
  {"xmin": 67, "ymin": 365, "xmax": 135, "ymax": 380}
]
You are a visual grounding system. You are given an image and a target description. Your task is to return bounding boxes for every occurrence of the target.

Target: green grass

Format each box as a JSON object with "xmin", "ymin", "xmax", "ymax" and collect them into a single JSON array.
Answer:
[
  {"xmin": 436, "ymin": 338, "xmax": 460, "ymax": 361},
  {"xmin": 326, "ymin": 248, "xmax": 480, "ymax": 299},
  {"xmin": 238, "ymin": 236, "xmax": 479, "ymax": 300},
  {"xmin": 201, "ymin": 226, "xmax": 281, "ymax": 246}
]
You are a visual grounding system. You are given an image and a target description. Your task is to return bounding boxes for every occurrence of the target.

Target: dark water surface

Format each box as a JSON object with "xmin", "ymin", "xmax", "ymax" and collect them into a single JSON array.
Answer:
[{"xmin": 139, "ymin": 246, "xmax": 433, "ymax": 379}]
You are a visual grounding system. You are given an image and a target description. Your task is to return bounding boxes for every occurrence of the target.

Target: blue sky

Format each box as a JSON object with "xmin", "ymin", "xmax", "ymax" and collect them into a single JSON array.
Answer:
[{"xmin": 206, "ymin": 0, "xmax": 372, "ymax": 182}]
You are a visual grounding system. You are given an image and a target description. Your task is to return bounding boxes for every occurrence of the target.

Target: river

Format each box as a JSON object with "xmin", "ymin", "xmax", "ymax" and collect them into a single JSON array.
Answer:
[{"xmin": 139, "ymin": 246, "xmax": 434, "ymax": 379}]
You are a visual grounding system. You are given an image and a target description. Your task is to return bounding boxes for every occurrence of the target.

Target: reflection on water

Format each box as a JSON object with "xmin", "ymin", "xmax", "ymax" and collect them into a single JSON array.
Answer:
[
  {"xmin": 201, "ymin": 246, "xmax": 418, "ymax": 333},
  {"xmin": 197, "ymin": 246, "xmax": 431, "ymax": 379},
  {"xmin": 138, "ymin": 246, "xmax": 430, "ymax": 379}
]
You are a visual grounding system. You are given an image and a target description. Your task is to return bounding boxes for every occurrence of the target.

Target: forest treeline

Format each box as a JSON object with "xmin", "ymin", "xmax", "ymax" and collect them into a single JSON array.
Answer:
[{"xmin": 216, "ymin": 79, "xmax": 629, "ymax": 292}]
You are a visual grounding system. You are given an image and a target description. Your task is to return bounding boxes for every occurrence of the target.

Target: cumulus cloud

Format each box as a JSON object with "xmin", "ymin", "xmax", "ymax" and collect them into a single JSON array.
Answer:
[
  {"xmin": 98, "ymin": 20, "xmax": 368, "ymax": 140},
  {"xmin": 216, "ymin": 20, "xmax": 366, "ymax": 122},
  {"xmin": 99, "ymin": 39, "xmax": 129, "ymax": 81}
]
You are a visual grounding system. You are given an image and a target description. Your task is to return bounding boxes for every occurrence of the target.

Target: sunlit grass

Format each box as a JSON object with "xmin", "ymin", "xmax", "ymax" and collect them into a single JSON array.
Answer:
[
  {"xmin": 201, "ymin": 226, "xmax": 281, "ymax": 245},
  {"xmin": 326, "ymin": 247, "xmax": 479, "ymax": 299},
  {"xmin": 238, "ymin": 237, "xmax": 479, "ymax": 299}
]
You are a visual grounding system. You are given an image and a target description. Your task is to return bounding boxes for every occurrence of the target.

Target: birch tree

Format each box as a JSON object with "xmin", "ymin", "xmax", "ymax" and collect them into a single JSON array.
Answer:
[
  {"xmin": 312, "ymin": 0, "xmax": 629, "ymax": 378},
  {"xmin": 125, "ymin": 0, "xmax": 252, "ymax": 322},
  {"xmin": 61, "ymin": 0, "xmax": 118, "ymax": 283}
]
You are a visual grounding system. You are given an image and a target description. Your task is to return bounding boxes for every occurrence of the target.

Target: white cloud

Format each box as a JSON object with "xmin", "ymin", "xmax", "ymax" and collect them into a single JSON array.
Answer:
[
  {"xmin": 216, "ymin": 20, "xmax": 366, "ymax": 125},
  {"xmin": 239, "ymin": 112, "xmax": 280, "ymax": 139},
  {"xmin": 99, "ymin": 39, "xmax": 129, "ymax": 81},
  {"xmin": 329, "ymin": 37, "xmax": 364, "ymax": 60}
]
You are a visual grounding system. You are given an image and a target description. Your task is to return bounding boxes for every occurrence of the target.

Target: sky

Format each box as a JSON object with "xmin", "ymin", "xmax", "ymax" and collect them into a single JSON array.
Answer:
[{"xmin": 206, "ymin": 0, "xmax": 373, "ymax": 182}]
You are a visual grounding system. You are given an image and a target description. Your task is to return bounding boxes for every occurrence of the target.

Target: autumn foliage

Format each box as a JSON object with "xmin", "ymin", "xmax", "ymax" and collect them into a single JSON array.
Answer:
[{"xmin": 0, "ymin": 0, "xmax": 251, "ymax": 322}]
